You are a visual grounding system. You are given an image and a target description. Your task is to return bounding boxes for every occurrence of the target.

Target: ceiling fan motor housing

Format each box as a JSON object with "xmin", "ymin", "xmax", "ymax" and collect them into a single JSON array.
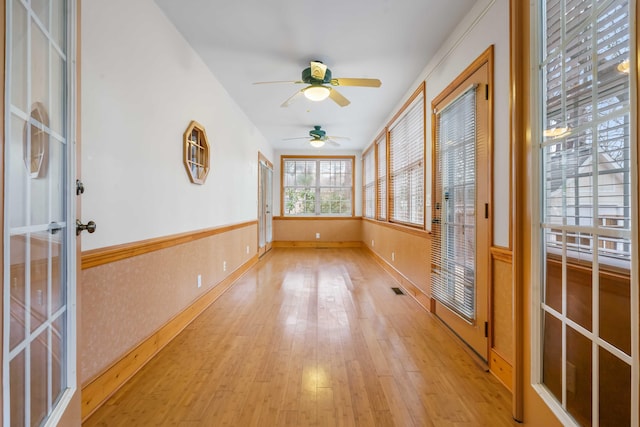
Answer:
[
  {"xmin": 302, "ymin": 66, "xmax": 332, "ymax": 84},
  {"xmin": 309, "ymin": 125, "xmax": 326, "ymax": 139}
]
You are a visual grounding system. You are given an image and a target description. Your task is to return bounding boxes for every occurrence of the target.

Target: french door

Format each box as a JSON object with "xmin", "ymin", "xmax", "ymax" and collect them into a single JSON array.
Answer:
[
  {"xmin": 3, "ymin": 0, "xmax": 77, "ymax": 425},
  {"xmin": 258, "ymin": 153, "xmax": 273, "ymax": 257}
]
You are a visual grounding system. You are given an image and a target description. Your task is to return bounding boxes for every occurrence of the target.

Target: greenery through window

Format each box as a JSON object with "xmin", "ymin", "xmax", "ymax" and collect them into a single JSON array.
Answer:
[{"xmin": 282, "ymin": 157, "xmax": 354, "ymax": 216}]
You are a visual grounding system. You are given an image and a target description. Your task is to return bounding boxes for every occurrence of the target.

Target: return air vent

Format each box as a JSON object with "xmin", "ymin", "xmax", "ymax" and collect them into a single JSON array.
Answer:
[{"xmin": 391, "ymin": 287, "xmax": 404, "ymax": 295}]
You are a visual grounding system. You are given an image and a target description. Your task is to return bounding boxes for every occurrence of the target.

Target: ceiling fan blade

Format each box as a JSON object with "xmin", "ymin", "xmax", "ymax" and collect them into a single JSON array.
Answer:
[
  {"xmin": 328, "ymin": 88, "xmax": 350, "ymax": 107},
  {"xmin": 326, "ymin": 135, "xmax": 351, "ymax": 141},
  {"xmin": 326, "ymin": 139, "xmax": 341, "ymax": 147},
  {"xmin": 310, "ymin": 61, "xmax": 328, "ymax": 80},
  {"xmin": 280, "ymin": 90, "xmax": 304, "ymax": 107},
  {"xmin": 282, "ymin": 137, "xmax": 310, "ymax": 141},
  {"xmin": 331, "ymin": 78, "xmax": 382, "ymax": 87},
  {"xmin": 253, "ymin": 80, "xmax": 304, "ymax": 85}
]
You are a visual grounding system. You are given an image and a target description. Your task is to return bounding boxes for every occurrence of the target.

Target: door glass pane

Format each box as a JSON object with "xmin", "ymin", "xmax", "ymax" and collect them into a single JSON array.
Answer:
[
  {"xmin": 10, "ymin": 115, "xmax": 28, "ymax": 228},
  {"xmin": 52, "ymin": 317, "xmax": 65, "ymax": 406},
  {"xmin": 51, "ymin": 50, "xmax": 65, "ymax": 135},
  {"xmin": 31, "ymin": 331, "xmax": 49, "ymax": 427},
  {"xmin": 266, "ymin": 169, "xmax": 272, "ymax": 243},
  {"xmin": 51, "ymin": 0, "xmax": 66, "ymax": 51},
  {"xmin": 11, "ymin": 0, "xmax": 28, "ymax": 111},
  {"xmin": 51, "ymin": 233, "xmax": 65, "ymax": 313},
  {"xmin": 31, "ymin": 20, "xmax": 49, "ymax": 113},
  {"xmin": 31, "ymin": 0, "xmax": 49, "ymax": 30},
  {"xmin": 48, "ymin": 138, "xmax": 65, "ymax": 224},
  {"xmin": 10, "ymin": 352, "xmax": 26, "ymax": 426},
  {"xmin": 30, "ymin": 232, "xmax": 50, "ymax": 333},
  {"xmin": 9, "ymin": 235, "xmax": 27, "ymax": 350}
]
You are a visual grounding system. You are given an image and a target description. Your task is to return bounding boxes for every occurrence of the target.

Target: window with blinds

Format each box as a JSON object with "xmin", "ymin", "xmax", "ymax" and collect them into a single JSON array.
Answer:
[
  {"xmin": 432, "ymin": 87, "xmax": 477, "ymax": 321},
  {"xmin": 363, "ymin": 148, "xmax": 376, "ymax": 218},
  {"xmin": 376, "ymin": 133, "xmax": 387, "ymax": 220},
  {"xmin": 537, "ymin": 0, "xmax": 636, "ymax": 425},
  {"xmin": 389, "ymin": 88, "xmax": 425, "ymax": 226},
  {"xmin": 282, "ymin": 157, "xmax": 353, "ymax": 216}
]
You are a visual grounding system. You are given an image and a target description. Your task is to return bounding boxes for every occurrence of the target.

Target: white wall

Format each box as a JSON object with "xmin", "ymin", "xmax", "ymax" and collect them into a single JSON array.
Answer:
[
  {"xmin": 272, "ymin": 149, "xmax": 362, "ymax": 217},
  {"xmin": 81, "ymin": 0, "xmax": 273, "ymax": 250},
  {"xmin": 369, "ymin": 0, "xmax": 510, "ymax": 248}
]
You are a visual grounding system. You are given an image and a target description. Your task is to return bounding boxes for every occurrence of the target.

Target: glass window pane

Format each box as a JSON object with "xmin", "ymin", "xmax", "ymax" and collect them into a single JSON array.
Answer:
[
  {"xmin": 599, "ymin": 237, "xmax": 631, "ymax": 354},
  {"xmin": 599, "ymin": 347, "xmax": 631, "ymax": 426},
  {"xmin": 542, "ymin": 312, "xmax": 562, "ymax": 402},
  {"xmin": 566, "ymin": 327, "xmax": 592, "ymax": 425}
]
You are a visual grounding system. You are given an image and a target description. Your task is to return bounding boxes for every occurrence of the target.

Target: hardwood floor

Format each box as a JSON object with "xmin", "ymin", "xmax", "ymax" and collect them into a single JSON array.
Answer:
[{"xmin": 84, "ymin": 248, "xmax": 515, "ymax": 426}]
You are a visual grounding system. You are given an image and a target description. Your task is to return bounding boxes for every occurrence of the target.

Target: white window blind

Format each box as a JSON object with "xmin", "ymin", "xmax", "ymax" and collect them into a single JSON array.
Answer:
[
  {"xmin": 363, "ymin": 148, "xmax": 375, "ymax": 218},
  {"xmin": 389, "ymin": 92, "xmax": 425, "ymax": 226},
  {"xmin": 432, "ymin": 87, "xmax": 477, "ymax": 321},
  {"xmin": 538, "ymin": 0, "xmax": 636, "ymax": 425},
  {"xmin": 283, "ymin": 157, "xmax": 353, "ymax": 216},
  {"xmin": 376, "ymin": 133, "xmax": 387, "ymax": 220}
]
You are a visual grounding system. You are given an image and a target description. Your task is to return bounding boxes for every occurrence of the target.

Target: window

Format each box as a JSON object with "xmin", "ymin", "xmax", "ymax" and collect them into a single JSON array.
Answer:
[
  {"xmin": 282, "ymin": 156, "xmax": 354, "ymax": 216},
  {"xmin": 376, "ymin": 132, "xmax": 388, "ymax": 220},
  {"xmin": 389, "ymin": 84, "xmax": 425, "ymax": 227},
  {"xmin": 183, "ymin": 121, "xmax": 210, "ymax": 185},
  {"xmin": 535, "ymin": 0, "xmax": 637, "ymax": 425},
  {"xmin": 363, "ymin": 148, "xmax": 375, "ymax": 218}
]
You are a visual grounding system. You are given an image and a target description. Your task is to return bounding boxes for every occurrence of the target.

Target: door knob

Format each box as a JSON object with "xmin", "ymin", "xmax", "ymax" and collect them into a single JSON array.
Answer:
[{"xmin": 76, "ymin": 219, "xmax": 96, "ymax": 236}]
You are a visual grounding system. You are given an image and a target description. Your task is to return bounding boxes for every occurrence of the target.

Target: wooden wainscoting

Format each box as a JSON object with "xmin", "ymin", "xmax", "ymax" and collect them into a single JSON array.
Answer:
[
  {"xmin": 361, "ymin": 219, "xmax": 431, "ymax": 311},
  {"xmin": 272, "ymin": 216, "xmax": 363, "ymax": 248},
  {"xmin": 490, "ymin": 246, "xmax": 513, "ymax": 391},
  {"xmin": 80, "ymin": 222, "xmax": 258, "ymax": 421}
]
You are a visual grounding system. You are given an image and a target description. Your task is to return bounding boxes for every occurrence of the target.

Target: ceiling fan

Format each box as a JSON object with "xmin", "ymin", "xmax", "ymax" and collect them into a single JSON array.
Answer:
[
  {"xmin": 254, "ymin": 60, "xmax": 381, "ymax": 107},
  {"xmin": 283, "ymin": 125, "xmax": 350, "ymax": 148}
]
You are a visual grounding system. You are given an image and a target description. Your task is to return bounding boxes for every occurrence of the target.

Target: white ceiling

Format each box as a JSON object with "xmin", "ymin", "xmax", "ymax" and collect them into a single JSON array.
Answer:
[{"xmin": 154, "ymin": 0, "xmax": 478, "ymax": 152}]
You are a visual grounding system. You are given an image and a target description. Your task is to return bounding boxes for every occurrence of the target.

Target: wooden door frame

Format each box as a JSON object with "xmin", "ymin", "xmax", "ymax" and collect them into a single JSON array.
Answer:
[
  {"xmin": 257, "ymin": 151, "xmax": 273, "ymax": 257},
  {"xmin": 430, "ymin": 45, "xmax": 494, "ymax": 362}
]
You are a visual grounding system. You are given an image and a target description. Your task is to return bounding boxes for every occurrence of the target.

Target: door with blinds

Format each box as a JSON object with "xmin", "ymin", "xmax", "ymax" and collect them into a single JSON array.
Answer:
[{"xmin": 431, "ymin": 49, "xmax": 492, "ymax": 361}]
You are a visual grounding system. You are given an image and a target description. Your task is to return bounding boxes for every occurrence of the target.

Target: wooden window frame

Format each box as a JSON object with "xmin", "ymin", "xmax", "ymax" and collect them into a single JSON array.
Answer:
[
  {"xmin": 362, "ymin": 83, "xmax": 427, "ymax": 233},
  {"xmin": 388, "ymin": 83, "xmax": 426, "ymax": 228},
  {"xmin": 183, "ymin": 120, "xmax": 210, "ymax": 185},
  {"xmin": 362, "ymin": 146, "xmax": 376, "ymax": 219},
  {"xmin": 281, "ymin": 155, "xmax": 355, "ymax": 217}
]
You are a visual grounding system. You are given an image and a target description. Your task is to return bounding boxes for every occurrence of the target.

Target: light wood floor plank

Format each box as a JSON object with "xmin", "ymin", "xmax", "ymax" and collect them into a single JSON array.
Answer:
[{"xmin": 83, "ymin": 248, "xmax": 516, "ymax": 426}]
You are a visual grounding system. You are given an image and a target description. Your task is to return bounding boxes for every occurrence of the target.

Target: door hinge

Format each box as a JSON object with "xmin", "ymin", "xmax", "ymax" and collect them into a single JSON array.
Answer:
[
  {"xmin": 485, "ymin": 84, "xmax": 489, "ymax": 100},
  {"xmin": 484, "ymin": 321, "xmax": 489, "ymax": 338},
  {"xmin": 485, "ymin": 203, "xmax": 489, "ymax": 219}
]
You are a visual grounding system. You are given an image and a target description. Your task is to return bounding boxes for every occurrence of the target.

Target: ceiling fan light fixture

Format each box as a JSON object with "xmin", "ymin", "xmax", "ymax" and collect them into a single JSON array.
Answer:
[
  {"xmin": 309, "ymin": 139, "xmax": 325, "ymax": 148},
  {"xmin": 303, "ymin": 85, "xmax": 331, "ymax": 102}
]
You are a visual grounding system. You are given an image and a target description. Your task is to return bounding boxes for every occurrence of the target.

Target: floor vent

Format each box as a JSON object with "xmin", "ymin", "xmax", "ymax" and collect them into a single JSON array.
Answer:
[{"xmin": 391, "ymin": 287, "xmax": 404, "ymax": 295}]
